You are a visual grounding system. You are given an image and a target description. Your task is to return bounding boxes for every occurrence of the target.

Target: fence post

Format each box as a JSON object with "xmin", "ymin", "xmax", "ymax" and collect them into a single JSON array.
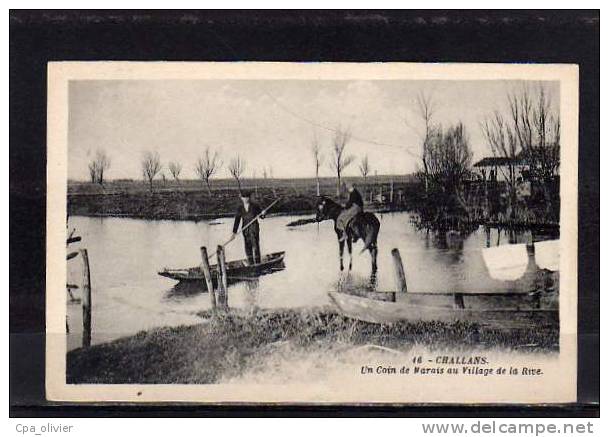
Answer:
[
  {"xmin": 216, "ymin": 245, "xmax": 229, "ymax": 309},
  {"xmin": 391, "ymin": 248, "xmax": 408, "ymax": 293},
  {"xmin": 200, "ymin": 246, "xmax": 216, "ymax": 311},
  {"xmin": 79, "ymin": 249, "xmax": 92, "ymax": 348}
]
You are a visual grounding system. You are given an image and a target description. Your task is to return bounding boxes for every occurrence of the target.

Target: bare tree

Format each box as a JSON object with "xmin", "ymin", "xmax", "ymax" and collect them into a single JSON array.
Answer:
[
  {"xmin": 168, "ymin": 161, "xmax": 183, "ymax": 183},
  {"xmin": 359, "ymin": 154, "xmax": 370, "ymax": 184},
  {"xmin": 88, "ymin": 161, "xmax": 98, "ymax": 184},
  {"xmin": 87, "ymin": 149, "xmax": 111, "ymax": 185},
  {"xmin": 426, "ymin": 123, "xmax": 472, "ymax": 190},
  {"xmin": 228, "ymin": 155, "xmax": 246, "ymax": 193},
  {"xmin": 95, "ymin": 149, "xmax": 111, "ymax": 185},
  {"xmin": 141, "ymin": 151, "xmax": 162, "ymax": 192},
  {"xmin": 359, "ymin": 154, "xmax": 371, "ymax": 200},
  {"xmin": 195, "ymin": 147, "xmax": 222, "ymax": 194},
  {"xmin": 311, "ymin": 132, "xmax": 324, "ymax": 196},
  {"xmin": 508, "ymin": 85, "xmax": 560, "ymax": 184},
  {"xmin": 415, "ymin": 91, "xmax": 436, "ymax": 192},
  {"xmin": 481, "ymin": 111, "xmax": 520, "ymax": 218},
  {"xmin": 329, "ymin": 126, "xmax": 354, "ymax": 197},
  {"xmin": 423, "ymin": 122, "xmax": 474, "ymax": 222}
]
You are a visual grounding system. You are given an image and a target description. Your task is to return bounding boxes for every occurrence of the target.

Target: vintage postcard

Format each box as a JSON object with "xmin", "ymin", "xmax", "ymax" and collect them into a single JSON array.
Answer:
[{"xmin": 46, "ymin": 62, "xmax": 578, "ymax": 403}]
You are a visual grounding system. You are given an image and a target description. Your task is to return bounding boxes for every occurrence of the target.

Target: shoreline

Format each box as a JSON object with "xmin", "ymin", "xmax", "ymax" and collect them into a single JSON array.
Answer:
[
  {"xmin": 67, "ymin": 206, "xmax": 410, "ymax": 222},
  {"xmin": 67, "ymin": 181, "xmax": 559, "ymax": 229},
  {"xmin": 67, "ymin": 179, "xmax": 420, "ymax": 222},
  {"xmin": 67, "ymin": 307, "xmax": 559, "ymax": 385}
]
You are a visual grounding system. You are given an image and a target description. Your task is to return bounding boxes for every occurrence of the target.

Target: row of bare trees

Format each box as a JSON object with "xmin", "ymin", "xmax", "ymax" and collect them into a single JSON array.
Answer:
[
  {"xmin": 88, "ymin": 126, "xmax": 368, "ymax": 198},
  {"xmin": 481, "ymin": 84, "xmax": 560, "ymax": 218},
  {"xmin": 140, "ymin": 149, "xmax": 253, "ymax": 193},
  {"xmin": 90, "ymin": 146, "xmax": 253, "ymax": 193},
  {"xmin": 310, "ymin": 127, "xmax": 372, "ymax": 198}
]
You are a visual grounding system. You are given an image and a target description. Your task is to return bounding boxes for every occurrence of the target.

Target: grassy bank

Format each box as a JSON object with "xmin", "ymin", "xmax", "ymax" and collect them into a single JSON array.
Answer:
[
  {"xmin": 67, "ymin": 308, "xmax": 559, "ymax": 384},
  {"xmin": 67, "ymin": 176, "xmax": 418, "ymax": 220}
]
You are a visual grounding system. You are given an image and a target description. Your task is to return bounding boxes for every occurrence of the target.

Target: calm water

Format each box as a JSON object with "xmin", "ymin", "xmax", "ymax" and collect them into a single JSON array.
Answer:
[{"xmin": 66, "ymin": 212, "xmax": 539, "ymax": 349}]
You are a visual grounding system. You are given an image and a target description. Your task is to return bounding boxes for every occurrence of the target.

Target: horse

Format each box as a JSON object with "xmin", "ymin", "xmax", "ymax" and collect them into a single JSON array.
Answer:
[{"xmin": 315, "ymin": 196, "xmax": 380, "ymax": 273}]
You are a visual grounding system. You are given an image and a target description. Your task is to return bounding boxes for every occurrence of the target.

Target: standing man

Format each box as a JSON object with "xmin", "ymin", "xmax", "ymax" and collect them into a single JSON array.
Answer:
[{"xmin": 231, "ymin": 190, "xmax": 264, "ymax": 265}]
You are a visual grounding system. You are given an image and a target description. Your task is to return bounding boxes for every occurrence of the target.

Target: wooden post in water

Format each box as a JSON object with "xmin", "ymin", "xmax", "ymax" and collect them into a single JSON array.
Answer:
[
  {"xmin": 200, "ymin": 246, "xmax": 216, "ymax": 311},
  {"xmin": 453, "ymin": 293, "xmax": 465, "ymax": 309},
  {"xmin": 216, "ymin": 245, "xmax": 229, "ymax": 309},
  {"xmin": 79, "ymin": 248, "xmax": 92, "ymax": 348},
  {"xmin": 391, "ymin": 248, "xmax": 408, "ymax": 293}
]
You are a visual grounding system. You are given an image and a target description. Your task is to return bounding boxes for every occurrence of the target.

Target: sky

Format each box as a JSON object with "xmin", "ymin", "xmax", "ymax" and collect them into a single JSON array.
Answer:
[{"xmin": 68, "ymin": 79, "xmax": 559, "ymax": 181}]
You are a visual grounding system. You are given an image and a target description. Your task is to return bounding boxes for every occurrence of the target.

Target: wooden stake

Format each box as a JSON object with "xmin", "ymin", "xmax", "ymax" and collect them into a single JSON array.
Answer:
[
  {"xmin": 216, "ymin": 245, "xmax": 229, "ymax": 309},
  {"xmin": 453, "ymin": 293, "xmax": 465, "ymax": 309},
  {"xmin": 391, "ymin": 248, "xmax": 408, "ymax": 293},
  {"xmin": 200, "ymin": 246, "xmax": 216, "ymax": 311},
  {"xmin": 80, "ymin": 248, "xmax": 92, "ymax": 348}
]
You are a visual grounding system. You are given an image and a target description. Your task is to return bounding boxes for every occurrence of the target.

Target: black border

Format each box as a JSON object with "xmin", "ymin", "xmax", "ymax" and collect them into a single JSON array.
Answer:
[{"xmin": 9, "ymin": 10, "xmax": 599, "ymax": 417}]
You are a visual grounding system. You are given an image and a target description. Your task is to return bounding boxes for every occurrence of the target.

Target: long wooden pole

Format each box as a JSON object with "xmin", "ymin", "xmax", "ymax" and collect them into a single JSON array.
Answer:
[
  {"xmin": 200, "ymin": 246, "xmax": 216, "ymax": 311},
  {"xmin": 80, "ymin": 249, "xmax": 92, "ymax": 348},
  {"xmin": 216, "ymin": 245, "xmax": 229, "ymax": 309},
  {"xmin": 391, "ymin": 248, "xmax": 408, "ymax": 293}
]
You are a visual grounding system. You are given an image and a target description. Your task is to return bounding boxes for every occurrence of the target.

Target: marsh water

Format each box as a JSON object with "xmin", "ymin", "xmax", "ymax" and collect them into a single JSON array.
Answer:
[{"xmin": 66, "ymin": 212, "xmax": 542, "ymax": 350}]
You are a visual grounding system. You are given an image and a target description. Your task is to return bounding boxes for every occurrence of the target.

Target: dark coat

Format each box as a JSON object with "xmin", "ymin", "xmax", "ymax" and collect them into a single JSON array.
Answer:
[
  {"xmin": 345, "ymin": 188, "xmax": 364, "ymax": 210},
  {"xmin": 233, "ymin": 202, "xmax": 263, "ymax": 236}
]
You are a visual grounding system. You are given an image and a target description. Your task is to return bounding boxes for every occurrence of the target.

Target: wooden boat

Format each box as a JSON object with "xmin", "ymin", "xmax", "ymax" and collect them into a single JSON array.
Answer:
[
  {"xmin": 328, "ymin": 246, "xmax": 559, "ymax": 329},
  {"xmin": 328, "ymin": 290, "xmax": 558, "ymax": 329},
  {"xmin": 159, "ymin": 251, "xmax": 286, "ymax": 284}
]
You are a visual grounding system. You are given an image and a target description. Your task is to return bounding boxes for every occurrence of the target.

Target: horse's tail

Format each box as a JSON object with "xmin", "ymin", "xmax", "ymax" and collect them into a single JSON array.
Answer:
[{"xmin": 359, "ymin": 214, "xmax": 380, "ymax": 255}]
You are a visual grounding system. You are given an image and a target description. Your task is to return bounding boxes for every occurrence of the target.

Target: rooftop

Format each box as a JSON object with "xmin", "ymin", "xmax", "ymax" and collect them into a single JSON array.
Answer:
[{"xmin": 473, "ymin": 152, "xmax": 528, "ymax": 168}]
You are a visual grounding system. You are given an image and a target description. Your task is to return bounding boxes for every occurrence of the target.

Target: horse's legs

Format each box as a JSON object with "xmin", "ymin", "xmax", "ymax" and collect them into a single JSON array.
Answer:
[
  {"xmin": 346, "ymin": 237, "xmax": 353, "ymax": 271},
  {"xmin": 370, "ymin": 243, "xmax": 378, "ymax": 273},
  {"xmin": 338, "ymin": 237, "xmax": 345, "ymax": 271}
]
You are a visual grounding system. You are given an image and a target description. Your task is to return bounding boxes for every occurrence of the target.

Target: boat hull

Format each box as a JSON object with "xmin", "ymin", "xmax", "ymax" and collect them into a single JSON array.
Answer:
[
  {"xmin": 328, "ymin": 291, "xmax": 558, "ymax": 329},
  {"xmin": 159, "ymin": 251, "xmax": 286, "ymax": 284}
]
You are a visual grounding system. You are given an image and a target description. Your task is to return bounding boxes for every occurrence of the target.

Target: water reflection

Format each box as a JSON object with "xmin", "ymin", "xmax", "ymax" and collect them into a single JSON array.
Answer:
[
  {"xmin": 244, "ymin": 277, "xmax": 260, "ymax": 316},
  {"xmin": 335, "ymin": 271, "xmax": 378, "ymax": 294}
]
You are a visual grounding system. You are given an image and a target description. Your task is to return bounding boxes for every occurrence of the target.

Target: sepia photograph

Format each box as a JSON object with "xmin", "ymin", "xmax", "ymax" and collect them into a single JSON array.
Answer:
[{"xmin": 45, "ymin": 62, "xmax": 578, "ymax": 404}]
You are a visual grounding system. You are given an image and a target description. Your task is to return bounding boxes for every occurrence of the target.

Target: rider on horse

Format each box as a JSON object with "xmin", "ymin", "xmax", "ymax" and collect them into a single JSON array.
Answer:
[
  {"xmin": 336, "ymin": 182, "xmax": 364, "ymax": 242},
  {"xmin": 315, "ymin": 186, "xmax": 380, "ymax": 274}
]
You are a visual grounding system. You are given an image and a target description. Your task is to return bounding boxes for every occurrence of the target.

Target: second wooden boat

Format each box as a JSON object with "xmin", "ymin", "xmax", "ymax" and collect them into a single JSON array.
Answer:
[
  {"xmin": 159, "ymin": 251, "xmax": 286, "ymax": 284},
  {"xmin": 328, "ymin": 291, "xmax": 558, "ymax": 329}
]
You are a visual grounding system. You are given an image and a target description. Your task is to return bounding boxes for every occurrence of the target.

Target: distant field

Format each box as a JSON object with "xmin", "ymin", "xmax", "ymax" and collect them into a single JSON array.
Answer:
[
  {"xmin": 68, "ymin": 175, "xmax": 416, "ymax": 194},
  {"xmin": 68, "ymin": 175, "xmax": 420, "ymax": 220}
]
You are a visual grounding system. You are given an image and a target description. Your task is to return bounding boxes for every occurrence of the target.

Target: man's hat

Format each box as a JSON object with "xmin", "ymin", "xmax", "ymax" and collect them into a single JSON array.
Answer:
[{"xmin": 240, "ymin": 190, "xmax": 253, "ymax": 198}]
